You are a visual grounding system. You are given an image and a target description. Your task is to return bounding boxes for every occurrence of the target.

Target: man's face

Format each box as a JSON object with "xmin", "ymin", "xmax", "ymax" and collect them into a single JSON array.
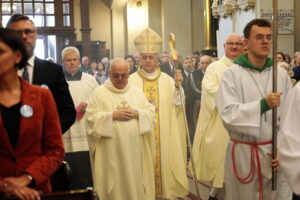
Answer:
[
  {"xmin": 183, "ymin": 58, "xmax": 193, "ymax": 72},
  {"xmin": 140, "ymin": 53, "xmax": 158, "ymax": 73},
  {"xmin": 82, "ymin": 57, "xmax": 89, "ymax": 66},
  {"xmin": 63, "ymin": 53, "xmax": 80, "ymax": 74},
  {"xmin": 160, "ymin": 53, "xmax": 169, "ymax": 64},
  {"xmin": 198, "ymin": 56, "xmax": 211, "ymax": 72},
  {"xmin": 133, "ymin": 53, "xmax": 140, "ymax": 65},
  {"xmin": 245, "ymin": 25, "xmax": 272, "ymax": 58},
  {"xmin": 224, "ymin": 35, "xmax": 244, "ymax": 60},
  {"xmin": 109, "ymin": 62, "xmax": 129, "ymax": 89},
  {"xmin": 7, "ymin": 19, "xmax": 37, "ymax": 57}
]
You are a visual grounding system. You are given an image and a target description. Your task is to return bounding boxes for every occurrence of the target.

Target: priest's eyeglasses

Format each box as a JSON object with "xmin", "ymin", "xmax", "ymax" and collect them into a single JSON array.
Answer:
[
  {"xmin": 111, "ymin": 73, "xmax": 128, "ymax": 79},
  {"xmin": 225, "ymin": 42, "xmax": 243, "ymax": 46}
]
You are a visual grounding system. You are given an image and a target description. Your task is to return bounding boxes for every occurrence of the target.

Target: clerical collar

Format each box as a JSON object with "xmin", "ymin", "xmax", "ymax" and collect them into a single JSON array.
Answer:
[
  {"xmin": 141, "ymin": 68, "xmax": 157, "ymax": 78},
  {"xmin": 64, "ymin": 70, "xmax": 82, "ymax": 81}
]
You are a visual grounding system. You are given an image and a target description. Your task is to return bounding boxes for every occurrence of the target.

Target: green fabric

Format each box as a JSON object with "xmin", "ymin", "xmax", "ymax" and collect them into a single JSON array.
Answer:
[
  {"xmin": 234, "ymin": 54, "xmax": 273, "ymax": 72},
  {"xmin": 260, "ymin": 98, "xmax": 270, "ymax": 114}
]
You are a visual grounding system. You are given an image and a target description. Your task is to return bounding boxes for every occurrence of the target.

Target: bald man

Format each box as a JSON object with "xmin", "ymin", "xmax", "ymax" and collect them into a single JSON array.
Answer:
[
  {"xmin": 191, "ymin": 34, "xmax": 244, "ymax": 200},
  {"xmin": 86, "ymin": 58, "xmax": 155, "ymax": 200}
]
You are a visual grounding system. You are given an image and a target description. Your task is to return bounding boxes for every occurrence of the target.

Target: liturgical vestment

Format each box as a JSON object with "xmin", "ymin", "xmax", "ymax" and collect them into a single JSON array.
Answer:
[
  {"xmin": 191, "ymin": 56, "xmax": 233, "ymax": 187},
  {"xmin": 63, "ymin": 72, "xmax": 98, "ymax": 152},
  {"xmin": 278, "ymin": 81, "xmax": 300, "ymax": 195},
  {"xmin": 129, "ymin": 69, "xmax": 189, "ymax": 199},
  {"xmin": 217, "ymin": 55, "xmax": 292, "ymax": 200},
  {"xmin": 85, "ymin": 80, "xmax": 156, "ymax": 200}
]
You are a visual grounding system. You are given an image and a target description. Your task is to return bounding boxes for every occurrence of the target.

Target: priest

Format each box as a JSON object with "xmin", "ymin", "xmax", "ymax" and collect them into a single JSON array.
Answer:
[
  {"xmin": 86, "ymin": 58, "xmax": 156, "ymax": 200},
  {"xmin": 129, "ymin": 28, "xmax": 189, "ymax": 199},
  {"xmin": 62, "ymin": 46, "xmax": 98, "ymax": 190},
  {"xmin": 191, "ymin": 33, "xmax": 243, "ymax": 200}
]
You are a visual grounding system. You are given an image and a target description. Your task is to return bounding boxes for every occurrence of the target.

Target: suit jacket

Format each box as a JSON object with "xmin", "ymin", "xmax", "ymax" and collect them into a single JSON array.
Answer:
[
  {"xmin": 33, "ymin": 57, "xmax": 76, "ymax": 133},
  {"xmin": 160, "ymin": 62, "xmax": 184, "ymax": 78},
  {"xmin": 293, "ymin": 66, "xmax": 300, "ymax": 82},
  {"xmin": 0, "ymin": 79, "xmax": 65, "ymax": 193},
  {"xmin": 191, "ymin": 69, "xmax": 205, "ymax": 100}
]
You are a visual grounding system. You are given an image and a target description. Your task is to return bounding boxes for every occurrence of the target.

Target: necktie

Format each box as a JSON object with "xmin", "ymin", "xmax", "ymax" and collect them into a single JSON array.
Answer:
[{"xmin": 22, "ymin": 66, "xmax": 29, "ymax": 82}]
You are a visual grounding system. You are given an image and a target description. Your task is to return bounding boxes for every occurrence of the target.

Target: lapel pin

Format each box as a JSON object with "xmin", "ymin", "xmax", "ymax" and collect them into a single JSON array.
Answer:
[{"xmin": 20, "ymin": 105, "xmax": 33, "ymax": 118}]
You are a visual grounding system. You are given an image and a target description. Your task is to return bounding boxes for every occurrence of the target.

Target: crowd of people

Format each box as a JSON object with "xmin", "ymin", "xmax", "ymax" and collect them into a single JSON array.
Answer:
[{"xmin": 1, "ymin": 13, "xmax": 300, "ymax": 200}]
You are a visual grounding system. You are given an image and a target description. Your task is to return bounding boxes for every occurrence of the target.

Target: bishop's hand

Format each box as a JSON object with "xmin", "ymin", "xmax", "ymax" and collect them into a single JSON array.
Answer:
[{"xmin": 174, "ymin": 69, "xmax": 183, "ymax": 88}]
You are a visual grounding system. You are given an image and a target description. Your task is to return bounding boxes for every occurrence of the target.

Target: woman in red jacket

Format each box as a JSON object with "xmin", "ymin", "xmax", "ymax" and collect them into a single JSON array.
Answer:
[{"xmin": 0, "ymin": 28, "xmax": 65, "ymax": 200}]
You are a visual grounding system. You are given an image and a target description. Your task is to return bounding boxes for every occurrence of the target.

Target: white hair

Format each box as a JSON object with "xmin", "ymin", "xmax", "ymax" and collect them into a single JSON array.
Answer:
[{"xmin": 62, "ymin": 46, "xmax": 80, "ymax": 60}]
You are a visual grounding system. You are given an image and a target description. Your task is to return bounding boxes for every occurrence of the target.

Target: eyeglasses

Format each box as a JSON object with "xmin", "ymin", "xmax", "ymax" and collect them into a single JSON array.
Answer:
[
  {"xmin": 141, "ymin": 55, "xmax": 155, "ymax": 60},
  {"xmin": 255, "ymin": 34, "xmax": 272, "ymax": 42},
  {"xmin": 226, "ymin": 42, "xmax": 243, "ymax": 46},
  {"xmin": 17, "ymin": 28, "xmax": 36, "ymax": 36},
  {"xmin": 111, "ymin": 73, "xmax": 128, "ymax": 79}
]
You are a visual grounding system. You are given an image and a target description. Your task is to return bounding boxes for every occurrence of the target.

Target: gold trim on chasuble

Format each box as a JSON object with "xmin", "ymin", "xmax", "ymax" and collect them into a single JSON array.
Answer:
[{"xmin": 138, "ymin": 68, "xmax": 163, "ymax": 197}]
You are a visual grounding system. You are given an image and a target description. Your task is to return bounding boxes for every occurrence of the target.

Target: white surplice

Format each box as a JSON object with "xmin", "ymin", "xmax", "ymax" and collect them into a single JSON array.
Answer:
[{"xmin": 217, "ymin": 64, "xmax": 292, "ymax": 200}]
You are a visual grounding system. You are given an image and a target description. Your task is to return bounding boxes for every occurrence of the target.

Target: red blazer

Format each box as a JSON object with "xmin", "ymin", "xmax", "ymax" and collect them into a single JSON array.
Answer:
[{"xmin": 0, "ymin": 79, "xmax": 65, "ymax": 193}]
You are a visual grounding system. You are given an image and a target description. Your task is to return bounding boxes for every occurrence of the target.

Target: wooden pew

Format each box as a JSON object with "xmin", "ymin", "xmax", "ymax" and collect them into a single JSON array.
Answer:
[{"xmin": 0, "ymin": 189, "xmax": 98, "ymax": 200}]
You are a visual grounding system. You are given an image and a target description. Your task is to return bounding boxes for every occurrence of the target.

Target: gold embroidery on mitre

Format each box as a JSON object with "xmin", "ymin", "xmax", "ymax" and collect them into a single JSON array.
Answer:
[{"xmin": 134, "ymin": 27, "xmax": 162, "ymax": 54}]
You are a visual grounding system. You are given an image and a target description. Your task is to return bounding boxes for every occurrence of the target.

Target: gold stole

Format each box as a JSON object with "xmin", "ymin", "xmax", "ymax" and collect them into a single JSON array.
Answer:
[{"xmin": 138, "ymin": 68, "xmax": 162, "ymax": 197}]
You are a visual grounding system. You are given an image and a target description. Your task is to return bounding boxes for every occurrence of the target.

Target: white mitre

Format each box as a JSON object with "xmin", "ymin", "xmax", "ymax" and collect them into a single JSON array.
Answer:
[{"xmin": 134, "ymin": 27, "xmax": 162, "ymax": 54}]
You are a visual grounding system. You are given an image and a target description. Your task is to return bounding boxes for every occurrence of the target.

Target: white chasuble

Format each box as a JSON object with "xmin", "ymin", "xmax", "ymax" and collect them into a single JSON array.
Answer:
[
  {"xmin": 86, "ymin": 80, "xmax": 155, "ymax": 200},
  {"xmin": 191, "ymin": 56, "xmax": 233, "ymax": 187},
  {"xmin": 129, "ymin": 69, "xmax": 189, "ymax": 199}
]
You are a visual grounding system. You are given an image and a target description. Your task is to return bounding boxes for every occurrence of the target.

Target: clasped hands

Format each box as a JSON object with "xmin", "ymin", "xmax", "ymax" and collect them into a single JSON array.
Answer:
[
  {"xmin": 113, "ymin": 109, "xmax": 139, "ymax": 121},
  {"xmin": 0, "ymin": 175, "xmax": 40, "ymax": 200}
]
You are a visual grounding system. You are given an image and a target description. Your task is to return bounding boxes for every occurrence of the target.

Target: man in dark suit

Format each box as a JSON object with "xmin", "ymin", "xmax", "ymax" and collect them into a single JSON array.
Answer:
[
  {"xmin": 7, "ymin": 14, "xmax": 76, "ymax": 133},
  {"xmin": 181, "ymin": 56, "xmax": 196, "ymax": 139},
  {"xmin": 192, "ymin": 55, "xmax": 212, "ymax": 127},
  {"xmin": 160, "ymin": 50, "xmax": 183, "ymax": 77}
]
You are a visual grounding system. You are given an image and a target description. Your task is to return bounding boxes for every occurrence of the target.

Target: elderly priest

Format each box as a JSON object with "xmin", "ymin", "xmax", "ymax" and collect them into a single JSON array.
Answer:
[{"xmin": 86, "ymin": 58, "xmax": 156, "ymax": 200}]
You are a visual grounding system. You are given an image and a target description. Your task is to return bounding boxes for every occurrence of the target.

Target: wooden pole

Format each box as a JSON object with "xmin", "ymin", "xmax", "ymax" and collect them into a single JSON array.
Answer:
[{"xmin": 272, "ymin": 0, "xmax": 278, "ymax": 191}]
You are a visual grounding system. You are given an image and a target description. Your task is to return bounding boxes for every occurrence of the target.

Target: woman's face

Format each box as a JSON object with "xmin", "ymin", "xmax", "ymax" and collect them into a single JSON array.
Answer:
[
  {"xmin": 0, "ymin": 41, "xmax": 21, "ymax": 77},
  {"xmin": 91, "ymin": 62, "xmax": 97, "ymax": 70},
  {"xmin": 276, "ymin": 53, "xmax": 284, "ymax": 63},
  {"xmin": 97, "ymin": 63, "xmax": 104, "ymax": 71},
  {"xmin": 126, "ymin": 57, "xmax": 134, "ymax": 69}
]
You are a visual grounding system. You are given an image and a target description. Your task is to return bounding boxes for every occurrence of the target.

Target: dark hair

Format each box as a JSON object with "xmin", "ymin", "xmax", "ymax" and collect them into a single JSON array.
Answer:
[
  {"xmin": 277, "ymin": 52, "xmax": 286, "ymax": 61},
  {"xmin": 193, "ymin": 51, "xmax": 200, "ymax": 56},
  {"xmin": 6, "ymin": 14, "xmax": 34, "ymax": 28},
  {"xmin": 0, "ymin": 28, "xmax": 29, "ymax": 69},
  {"xmin": 124, "ymin": 55, "xmax": 136, "ymax": 66},
  {"xmin": 243, "ymin": 18, "xmax": 271, "ymax": 39}
]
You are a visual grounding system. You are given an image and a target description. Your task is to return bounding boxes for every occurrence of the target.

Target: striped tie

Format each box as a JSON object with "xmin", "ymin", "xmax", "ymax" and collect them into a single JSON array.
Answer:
[{"xmin": 22, "ymin": 66, "xmax": 29, "ymax": 82}]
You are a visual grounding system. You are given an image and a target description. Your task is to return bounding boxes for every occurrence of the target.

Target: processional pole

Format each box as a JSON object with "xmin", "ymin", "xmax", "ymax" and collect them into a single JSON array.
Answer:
[
  {"xmin": 272, "ymin": 0, "xmax": 278, "ymax": 191},
  {"xmin": 168, "ymin": 33, "xmax": 201, "ymax": 200}
]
